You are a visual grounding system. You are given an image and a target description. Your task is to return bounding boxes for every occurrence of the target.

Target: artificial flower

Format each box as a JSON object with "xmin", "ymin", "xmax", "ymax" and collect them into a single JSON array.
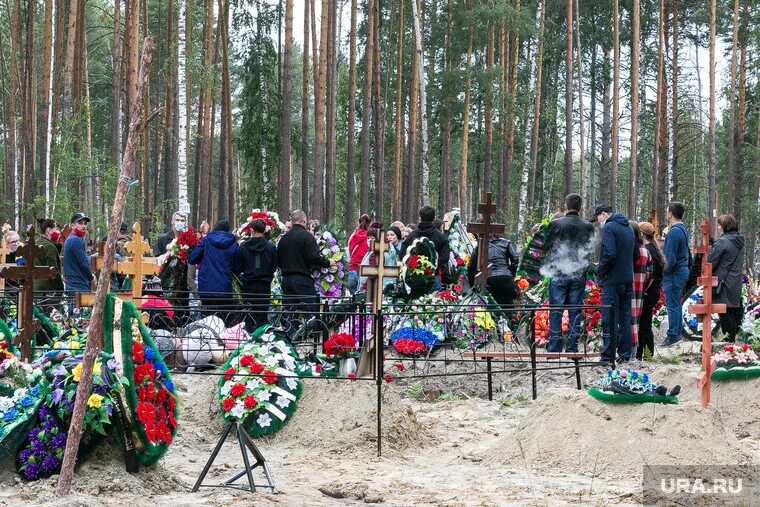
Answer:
[{"xmin": 87, "ymin": 394, "xmax": 104, "ymax": 409}]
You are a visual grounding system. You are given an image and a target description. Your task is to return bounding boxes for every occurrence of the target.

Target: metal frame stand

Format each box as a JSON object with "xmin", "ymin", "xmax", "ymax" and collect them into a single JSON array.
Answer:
[{"xmin": 191, "ymin": 422, "xmax": 276, "ymax": 493}]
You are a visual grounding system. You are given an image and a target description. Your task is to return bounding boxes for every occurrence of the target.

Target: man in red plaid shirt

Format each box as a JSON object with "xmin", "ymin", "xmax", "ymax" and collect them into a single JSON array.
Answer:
[{"xmin": 630, "ymin": 221, "xmax": 653, "ymax": 351}]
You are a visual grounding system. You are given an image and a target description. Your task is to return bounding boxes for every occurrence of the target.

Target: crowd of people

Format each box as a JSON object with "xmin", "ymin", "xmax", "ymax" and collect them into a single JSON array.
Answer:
[{"xmin": 1, "ymin": 195, "xmax": 747, "ymax": 362}]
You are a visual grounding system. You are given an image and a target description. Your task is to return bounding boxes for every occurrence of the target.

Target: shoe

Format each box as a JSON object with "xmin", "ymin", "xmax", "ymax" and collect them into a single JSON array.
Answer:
[
  {"xmin": 655, "ymin": 385, "xmax": 667, "ymax": 396},
  {"xmin": 660, "ymin": 336, "xmax": 683, "ymax": 348},
  {"xmin": 668, "ymin": 385, "xmax": 681, "ymax": 396},
  {"xmin": 599, "ymin": 356, "xmax": 613, "ymax": 363}
]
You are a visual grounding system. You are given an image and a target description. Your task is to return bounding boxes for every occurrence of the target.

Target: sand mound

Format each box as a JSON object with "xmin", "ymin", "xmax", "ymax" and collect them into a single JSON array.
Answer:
[
  {"xmin": 276, "ymin": 380, "xmax": 429, "ymax": 455},
  {"xmin": 490, "ymin": 380, "xmax": 757, "ymax": 480}
]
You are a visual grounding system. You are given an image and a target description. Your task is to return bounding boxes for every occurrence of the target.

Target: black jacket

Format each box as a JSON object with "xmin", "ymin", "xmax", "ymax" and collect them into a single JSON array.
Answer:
[
  {"xmin": 598, "ymin": 213, "xmax": 637, "ymax": 285},
  {"xmin": 277, "ymin": 224, "xmax": 330, "ymax": 277},
  {"xmin": 235, "ymin": 236, "xmax": 278, "ymax": 284},
  {"xmin": 542, "ymin": 211, "xmax": 596, "ymax": 279},
  {"xmin": 467, "ymin": 237, "xmax": 518, "ymax": 286},
  {"xmin": 708, "ymin": 232, "xmax": 744, "ymax": 308},
  {"xmin": 154, "ymin": 230, "xmax": 175, "ymax": 257},
  {"xmin": 644, "ymin": 242, "xmax": 665, "ymax": 293},
  {"xmin": 400, "ymin": 221, "xmax": 452, "ymax": 282}
]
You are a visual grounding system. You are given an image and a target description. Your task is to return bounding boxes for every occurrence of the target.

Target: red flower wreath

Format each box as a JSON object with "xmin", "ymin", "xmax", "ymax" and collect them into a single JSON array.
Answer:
[
  {"xmin": 407, "ymin": 255, "xmax": 420, "ymax": 269},
  {"xmin": 262, "ymin": 370, "xmax": 278, "ymax": 385},
  {"xmin": 240, "ymin": 354, "xmax": 254, "ymax": 367},
  {"xmin": 244, "ymin": 395, "xmax": 257, "ymax": 410},
  {"xmin": 221, "ymin": 397, "xmax": 235, "ymax": 412},
  {"xmin": 250, "ymin": 362, "xmax": 265, "ymax": 375},
  {"xmin": 230, "ymin": 383, "xmax": 246, "ymax": 397}
]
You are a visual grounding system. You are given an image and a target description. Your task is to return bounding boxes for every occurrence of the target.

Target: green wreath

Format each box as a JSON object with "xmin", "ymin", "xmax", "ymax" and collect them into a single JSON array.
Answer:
[
  {"xmin": 711, "ymin": 365, "xmax": 760, "ymax": 381},
  {"xmin": 587, "ymin": 387, "xmax": 678, "ymax": 405}
]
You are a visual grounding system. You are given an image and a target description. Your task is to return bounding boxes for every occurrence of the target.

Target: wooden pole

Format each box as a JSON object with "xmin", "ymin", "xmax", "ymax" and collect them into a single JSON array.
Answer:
[{"xmin": 56, "ymin": 37, "xmax": 154, "ymax": 496}]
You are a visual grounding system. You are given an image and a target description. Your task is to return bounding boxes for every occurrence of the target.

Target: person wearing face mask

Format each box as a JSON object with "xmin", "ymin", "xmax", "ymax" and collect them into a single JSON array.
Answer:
[
  {"xmin": 63, "ymin": 212, "xmax": 95, "ymax": 293},
  {"xmin": 590, "ymin": 204, "xmax": 638, "ymax": 363},
  {"xmin": 34, "ymin": 218, "xmax": 64, "ymax": 292},
  {"xmin": 154, "ymin": 211, "xmax": 189, "ymax": 257}
]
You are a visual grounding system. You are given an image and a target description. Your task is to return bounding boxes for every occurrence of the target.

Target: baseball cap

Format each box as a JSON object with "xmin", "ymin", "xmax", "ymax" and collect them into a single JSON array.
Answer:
[
  {"xmin": 71, "ymin": 212, "xmax": 91, "ymax": 224},
  {"xmin": 588, "ymin": 204, "xmax": 612, "ymax": 223}
]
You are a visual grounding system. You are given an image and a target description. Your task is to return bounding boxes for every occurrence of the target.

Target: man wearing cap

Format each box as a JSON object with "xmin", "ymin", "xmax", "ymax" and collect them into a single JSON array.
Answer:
[
  {"xmin": 591, "ymin": 204, "xmax": 637, "ymax": 363},
  {"xmin": 154, "ymin": 211, "xmax": 188, "ymax": 257},
  {"xmin": 63, "ymin": 212, "xmax": 95, "ymax": 293}
]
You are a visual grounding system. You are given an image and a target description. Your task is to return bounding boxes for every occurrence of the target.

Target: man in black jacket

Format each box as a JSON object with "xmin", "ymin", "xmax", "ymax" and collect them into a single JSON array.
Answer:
[
  {"xmin": 543, "ymin": 194, "xmax": 596, "ymax": 353},
  {"xmin": 277, "ymin": 210, "xmax": 334, "ymax": 337},
  {"xmin": 400, "ymin": 205, "xmax": 451, "ymax": 288},
  {"xmin": 467, "ymin": 236, "xmax": 519, "ymax": 308},
  {"xmin": 235, "ymin": 219, "xmax": 278, "ymax": 332},
  {"xmin": 153, "ymin": 211, "xmax": 188, "ymax": 256}
]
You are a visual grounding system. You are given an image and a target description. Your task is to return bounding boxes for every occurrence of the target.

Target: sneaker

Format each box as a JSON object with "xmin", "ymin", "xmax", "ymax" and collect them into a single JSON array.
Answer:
[
  {"xmin": 660, "ymin": 336, "xmax": 683, "ymax": 348},
  {"xmin": 668, "ymin": 385, "xmax": 681, "ymax": 396}
]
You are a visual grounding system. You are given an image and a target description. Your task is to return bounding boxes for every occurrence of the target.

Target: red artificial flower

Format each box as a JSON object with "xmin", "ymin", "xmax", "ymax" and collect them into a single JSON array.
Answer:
[
  {"xmin": 324, "ymin": 333, "xmax": 356, "ymax": 357},
  {"xmin": 221, "ymin": 397, "xmax": 235, "ymax": 412},
  {"xmin": 132, "ymin": 342, "xmax": 145, "ymax": 363},
  {"xmin": 134, "ymin": 362, "xmax": 155, "ymax": 384},
  {"xmin": 136, "ymin": 401, "xmax": 156, "ymax": 426},
  {"xmin": 394, "ymin": 362, "xmax": 405, "ymax": 371},
  {"xmin": 240, "ymin": 354, "xmax": 255, "ymax": 367},
  {"xmin": 177, "ymin": 227, "xmax": 199, "ymax": 248},
  {"xmin": 243, "ymin": 395, "xmax": 257, "ymax": 410},
  {"xmin": 394, "ymin": 338, "xmax": 427, "ymax": 356},
  {"xmin": 262, "ymin": 370, "xmax": 278, "ymax": 385},
  {"xmin": 168, "ymin": 411, "xmax": 177, "ymax": 429},
  {"xmin": 168, "ymin": 396, "xmax": 175, "ymax": 412},
  {"xmin": 456, "ymin": 257, "xmax": 465, "ymax": 267},
  {"xmin": 230, "ymin": 383, "xmax": 246, "ymax": 397},
  {"xmin": 315, "ymin": 364, "xmax": 322, "ymax": 374},
  {"xmin": 250, "ymin": 362, "xmax": 265, "ymax": 375},
  {"xmin": 145, "ymin": 423, "xmax": 159, "ymax": 443},
  {"xmin": 408, "ymin": 255, "xmax": 420, "ymax": 269},
  {"xmin": 224, "ymin": 367, "xmax": 236, "ymax": 381},
  {"xmin": 249, "ymin": 212, "xmax": 276, "ymax": 229},
  {"xmin": 725, "ymin": 345, "xmax": 735, "ymax": 353},
  {"xmin": 742, "ymin": 344, "xmax": 750, "ymax": 351},
  {"xmin": 452, "ymin": 283, "xmax": 463, "ymax": 293},
  {"xmin": 424, "ymin": 268, "xmax": 434, "ymax": 276},
  {"xmin": 383, "ymin": 374, "xmax": 394, "ymax": 384},
  {"xmin": 347, "ymin": 373, "xmax": 356, "ymax": 379}
]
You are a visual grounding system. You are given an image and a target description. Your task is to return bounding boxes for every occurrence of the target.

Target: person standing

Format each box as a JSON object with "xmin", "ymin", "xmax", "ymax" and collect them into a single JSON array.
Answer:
[
  {"xmin": 346, "ymin": 214, "xmax": 371, "ymax": 293},
  {"xmin": 277, "ymin": 210, "xmax": 334, "ymax": 338},
  {"xmin": 542, "ymin": 194, "xmax": 596, "ymax": 353},
  {"xmin": 234, "ymin": 218, "xmax": 278, "ymax": 332},
  {"xmin": 708, "ymin": 214, "xmax": 745, "ymax": 343},
  {"xmin": 359, "ymin": 228, "xmax": 400, "ymax": 291},
  {"xmin": 400, "ymin": 205, "xmax": 452, "ymax": 287},
  {"xmin": 188, "ymin": 219, "xmax": 239, "ymax": 322},
  {"xmin": 637, "ymin": 222, "xmax": 666, "ymax": 360},
  {"xmin": 153, "ymin": 211, "xmax": 188, "ymax": 256},
  {"xmin": 63, "ymin": 213, "xmax": 95, "ymax": 293},
  {"xmin": 591, "ymin": 204, "xmax": 637, "ymax": 362},
  {"xmin": 35, "ymin": 219, "xmax": 64, "ymax": 292},
  {"xmin": 629, "ymin": 221, "xmax": 653, "ymax": 354},
  {"xmin": 467, "ymin": 233, "xmax": 520, "ymax": 310},
  {"xmin": 661, "ymin": 202, "xmax": 690, "ymax": 347},
  {"xmin": 386, "ymin": 226, "xmax": 403, "ymax": 257}
]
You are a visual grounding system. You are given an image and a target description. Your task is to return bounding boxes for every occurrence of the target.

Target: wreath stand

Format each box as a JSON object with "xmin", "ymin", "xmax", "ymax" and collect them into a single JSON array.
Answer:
[{"xmin": 191, "ymin": 422, "xmax": 276, "ymax": 493}]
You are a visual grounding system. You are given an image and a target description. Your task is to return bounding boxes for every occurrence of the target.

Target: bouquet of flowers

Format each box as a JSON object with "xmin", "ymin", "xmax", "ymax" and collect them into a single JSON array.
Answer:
[
  {"xmin": 387, "ymin": 292, "xmax": 448, "ymax": 356},
  {"xmin": 588, "ymin": 369, "xmax": 679, "ymax": 404},
  {"xmin": 712, "ymin": 344, "xmax": 759, "ymax": 369},
  {"xmin": 517, "ymin": 216, "xmax": 550, "ymax": 286},
  {"xmin": 323, "ymin": 332, "xmax": 356, "ymax": 358},
  {"xmin": 583, "ymin": 281, "xmax": 603, "ymax": 351},
  {"xmin": 451, "ymin": 292, "xmax": 498, "ymax": 350},
  {"xmin": 397, "ymin": 238, "xmax": 439, "ymax": 300},
  {"xmin": 313, "ymin": 230, "xmax": 346, "ymax": 298},
  {"xmin": 218, "ymin": 327, "xmax": 302, "ymax": 437},
  {"xmin": 532, "ymin": 305, "xmax": 568, "ymax": 346},
  {"xmin": 237, "ymin": 209, "xmax": 286, "ymax": 241},
  {"xmin": 159, "ymin": 226, "xmax": 199, "ymax": 294},
  {"xmin": 17, "ymin": 406, "xmax": 67, "ymax": 480}
]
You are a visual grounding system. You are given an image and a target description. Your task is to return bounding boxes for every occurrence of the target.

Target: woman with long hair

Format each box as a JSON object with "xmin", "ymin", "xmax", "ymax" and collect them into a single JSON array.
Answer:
[
  {"xmin": 630, "ymin": 221, "xmax": 653, "ymax": 358},
  {"xmin": 346, "ymin": 214, "xmax": 372, "ymax": 293},
  {"xmin": 708, "ymin": 214, "xmax": 745, "ymax": 342},
  {"xmin": 637, "ymin": 221, "xmax": 666, "ymax": 360}
]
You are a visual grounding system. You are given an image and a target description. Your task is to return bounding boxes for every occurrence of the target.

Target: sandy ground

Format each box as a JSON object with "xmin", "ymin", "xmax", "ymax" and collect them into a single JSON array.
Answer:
[{"xmin": 0, "ymin": 344, "xmax": 758, "ymax": 506}]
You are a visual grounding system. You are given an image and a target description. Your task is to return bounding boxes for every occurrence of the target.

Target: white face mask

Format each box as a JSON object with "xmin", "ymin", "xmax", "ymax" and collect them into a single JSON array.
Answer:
[{"xmin": 173, "ymin": 221, "xmax": 186, "ymax": 232}]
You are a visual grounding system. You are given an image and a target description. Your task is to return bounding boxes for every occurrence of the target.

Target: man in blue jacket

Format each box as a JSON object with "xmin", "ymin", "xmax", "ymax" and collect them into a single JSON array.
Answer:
[
  {"xmin": 63, "ymin": 212, "xmax": 95, "ymax": 294},
  {"xmin": 188, "ymin": 219, "xmax": 239, "ymax": 323},
  {"xmin": 591, "ymin": 204, "xmax": 637, "ymax": 363},
  {"xmin": 661, "ymin": 202, "xmax": 690, "ymax": 347}
]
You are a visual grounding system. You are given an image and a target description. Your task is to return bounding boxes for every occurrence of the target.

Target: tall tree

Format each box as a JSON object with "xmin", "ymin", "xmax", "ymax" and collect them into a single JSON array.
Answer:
[
  {"xmin": 406, "ymin": 4, "xmax": 420, "ymax": 220},
  {"xmin": 177, "ymin": 0, "xmax": 191, "ymax": 214},
  {"xmin": 574, "ymin": 0, "xmax": 586, "ymax": 213},
  {"xmin": 734, "ymin": 1, "xmax": 747, "ymax": 224},
  {"xmin": 279, "ymin": 0, "xmax": 293, "ymax": 217},
  {"xmin": 610, "ymin": 0, "xmax": 619, "ymax": 210},
  {"xmin": 38, "ymin": 0, "xmax": 55, "ymax": 199},
  {"xmin": 459, "ymin": 23, "xmax": 473, "ymax": 218},
  {"xmin": 503, "ymin": 0, "xmax": 520, "ymax": 212},
  {"xmin": 669, "ymin": 0, "xmax": 678, "ymax": 201},
  {"xmin": 325, "ymin": 0, "xmax": 337, "ymax": 221},
  {"xmin": 345, "ymin": 0, "xmax": 357, "ymax": 229},
  {"xmin": 111, "ymin": 0, "xmax": 123, "ymax": 170},
  {"xmin": 391, "ymin": 0, "xmax": 405, "ymax": 219},
  {"xmin": 411, "ymin": 0, "xmax": 430, "ymax": 204},
  {"xmin": 482, "ymin": 22, "xmax": 495, "ymax": 199},
  {"xmin": 312, "ymin": 0, "xmax": 329, "ymax": 221},
  {"xmin": 707, "ymin": 0, "xmax": 716, "ymax": 227},
  {"xmin": 563, "ymin": 0, "xmax": 572, "ymax": 196},
  {"xmin": 628, "ymin": 0, "xmax": 640, "ymax": 218},
  {"xmin": 371, "ymin": 0, "xmax": 383, "ymax": 218},
  {"xmin": 301, "ymin": 0, "xmax": 311, "ymax": 215},
  {"xmin": 359, "ymin": 0, "xmax": 375, "ymax": 215},
  {"xmin": 21, "ymin": 0, "xmax": 37, "ymax": 221},
  {"xmin": 726, "ymin": 0, "xmax": 740, "ymax": 217}
]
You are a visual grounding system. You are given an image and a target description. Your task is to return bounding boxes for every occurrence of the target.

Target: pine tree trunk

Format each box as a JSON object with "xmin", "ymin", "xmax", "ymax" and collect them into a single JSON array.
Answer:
[
  {"xmin": 588, "ymin": 44, "xmax": 597, "ymax": 206},
  {"xmin": 735, "ymin": 2, "xmax": 747, "ymax": 224},
  {"xmin": 301, "ymin": 0, "xmax": 311, "ymax": 215},
  {"xmin": 481, "ymin": 22, "xmax": 494, "ymax": 199},
  {"xmin": 279, "ymin": 0, "xmax": 293, "ymax": 217},
  {"xmin": 371, "ymin": 0, "xmax": 384, "ymax": 219},
  {"xmin": 312, "ymin": 0, "xmax": 329, "ymax": 221},
  {"xmin": 163, "ymin": 0, "xmax": 177, "ymax": 218},
  {"xmin": 49, "ymin": 0, "xmax": 65, "ymax": 211},
  {"xmin": 707, "ymin": 0, "xmax": 716, "ymax": 227},
  {"xmin": 21, "ymin": 0, "xmax": 37, "ymax": 222},
  {"xmin": 600, "ymin": 50, "xmax": 611, "ymax": 204},
  {"xmin": 111, "ymin": 0, "xmax": 123, "ymax": 170},
  {"xmin": 219, "ymin": 0, "xmax": 234, "ymax": 219},
  {"xmin": 359, "ymin": 0, "xmax": 374, "ymax": 216},
  {"xmin": 727, "ymin": 0, "xmax": 740, "ymax": 217},
  {"xmin": 563, "ymin": 0, "xmax": 572, "ymax": 197},
  {"xmin": 411, "ymin": 0, "xmax": 429, "ymax": 205},
  {"xmin": 459, "ymin": 28, "xmax": 472, "ymax": 219},
  {"xmin": 610, "ymin": 0, "xmax": 619, "ymax": 210},
  {"xmin": 628, "ymin": 0, "xmax": 640, "ymax": 218},
  {"xmin": 324, "ymin": 0, "xmax": 337, "ymax": 221},
  {"xmin": 62, "ymin": 0, "xmax": 80, "ymax": 117},
  {"xmin": 391, "ymin": 0, "xmax": 405, "ymax": 219},
  {"xmin": 344, "ymin": 0, "xmax": 356, "ymax": 228},
  {"xmin": 574, "ymin": 0, "xmax": 586, "ymax": 214},
  {"xmin": 503, "ymin": 0, "xmax": 520, "ymax": 213},
  {"xmin": 518, "ymin": 2, "xmax": 541, "ymax": 241},
  {"xmin": 38, "ymin": 0, "xmax": 54, "ymax": 198},
  {"xmin": 669, "ymin": 0, "xmax": 678, "ymax": 202},
  {"xmin": 8, "ymin": 0, "xmax": 22, "ymax": 224}
]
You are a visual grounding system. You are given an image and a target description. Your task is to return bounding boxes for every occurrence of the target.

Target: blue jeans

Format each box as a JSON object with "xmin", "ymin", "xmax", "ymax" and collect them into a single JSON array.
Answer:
[
  {"xmin": 346, "ymin": 271, "xmax": 359, "ymax": 294},
  {"xmin": 601, "ymin": 282, "xmax": 633, "ymax": 361},
  {"xmin": 663, "ymin": 267, "xmax": 689, "ymax": 339},
  {"xmin": 547, "ymin": 277, "xmax": 586, "ymax": 352}
]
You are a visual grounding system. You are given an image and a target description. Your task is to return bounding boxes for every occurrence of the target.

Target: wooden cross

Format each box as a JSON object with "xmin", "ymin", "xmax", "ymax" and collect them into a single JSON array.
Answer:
[
  {"xmin": 690, "ymin": 218, "xmax": 726, "ymax": 408},
  {"xmin": 0, "ymin": 228, "xmax": 58, "ymax": 360},
  {"xmin": 77, "ymin": 222, "xmax": 158, "ymax": 308},
  {"xmin": 466, "ymin": 192, "xmax": 505, "ymax": 289},
  {"xmin": 357, "ymin": 232, "xmax": 401, "ymax": 377},
  {"xmin": 0, "ymin": 235, "xmax": 10, "ymax": 291}
]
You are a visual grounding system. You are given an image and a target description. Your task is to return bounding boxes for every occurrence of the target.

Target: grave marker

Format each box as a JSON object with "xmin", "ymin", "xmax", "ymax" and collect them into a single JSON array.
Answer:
[{"xmin": 467, "ymin": 192, "xmax": 506, "ymax": 289}]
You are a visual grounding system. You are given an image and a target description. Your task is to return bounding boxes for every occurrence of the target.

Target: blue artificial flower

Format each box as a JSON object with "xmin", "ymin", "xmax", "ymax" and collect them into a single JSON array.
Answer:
[
  {"xmin": 51, "ymin": 365, "xmax": 67, "ymax": 378},
  {"xmin": 689, "ymin": 318, "xmax": 698, "ymax": 328},
  {"xmin": 31, "ymin": 440, "xmax": 46, "ymax": 455},
  {"xmin": 38, "ymin": 406, "xmax": 49, "ymax": 419},
  {"xmin": 144, "ymin": 347, "xmax": 155, "ymax": 362},
  {"xmin": 106, "ymin": 358, "xmax": 120, "ymax": 371},
  {"xmin": 51, "ymin": 388, "xmax": 64, "ymax": 405},
  {"xmin": 29, "ymin": 386, "xmax": 39, "ymax": 397},
  {"xmin": 164, "ymin": 380, "xmax": 174, "ymax": 392},
  {"xmin": 631, "ymin": 371, "xmax": 638, "ymax": 379},
  {"xmin": 690, "ymin": 294, "xmax": 699, "ymax": 301},
  {"xmin": 642, "ymin": 374, "xmax": 649, "ymax": 383},
  {"xmin": 19, "ymin": 396, "xmax": 34, "ymax": 408},
  {"xmin": 51, "ymin": 432, "xmax": 67, "ymax": 449},
  {"xmin": 28, "ymin": 427, "xmax": 41, "ymax": 442},
  {"xmin": 23, "ymin": 462, "xmax": 41, "ymax": 481},
  {"xmin": 18, "ymin": 448, "xmax": 31, "ymax": 464},
  {"xmin": 41, "ymin": 454, "xmax": 61, "ymax": 474},
  {"xmin": 4, "ymin": 408, "xmax": 18, "ymax": 422}
]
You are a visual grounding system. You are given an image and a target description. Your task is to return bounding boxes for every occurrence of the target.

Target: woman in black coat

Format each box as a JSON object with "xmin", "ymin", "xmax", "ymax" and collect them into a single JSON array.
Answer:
[{"xmin": 707, "ymin": 214, "xmax": 745, "ymax": 342}]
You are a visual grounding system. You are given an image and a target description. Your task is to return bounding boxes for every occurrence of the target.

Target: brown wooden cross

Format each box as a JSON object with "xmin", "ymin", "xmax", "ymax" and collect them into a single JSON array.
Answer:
[
  {"xmin": 0, "ymin": 235, "xmax": 10, "ymax": 291},
  {"xmin": 78, "ymin": 222, "xmax": 158, "ymax": 308},
  {"xmin": 467, "ymin": 192, "xmax": 505, "ymax": 289},
  {"xmin": 357, "ymin": 232, "xmax": 401, "ymax": 377},
  {"xmin": 690, "ymin": 218, "xmax": 726, "ymax": 408},
  {"xmin": 0, "ymin": 227, "xmax": 58, "ymax": 360}
]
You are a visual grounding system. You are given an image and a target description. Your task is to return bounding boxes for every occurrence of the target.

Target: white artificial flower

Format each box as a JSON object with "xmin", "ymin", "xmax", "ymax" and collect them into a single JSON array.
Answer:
[
  {"xmin": 256, "ymin": 413, "xmax": 272, "ymax": 428},
  {"xmin": 275, "ymin": 396, "xmax": 290, "ymax": 409},
  {"xmin": 231, "ymin": 402, "xmax": 246, "ymax": 419},
  {"xmin": 221, "ymin": 382, "xmax": 232, "ymax": 396},
  {"xmin": 264, "ymin": 356, "xmax": 278, "ymax": 367},
  {"xmin": 286, "ymin": 377, "xmax": 298, "ymax": 391},
  {"xmin": 257, "ymin": 391, "xmax": 272, "ymax": 403},
  {"xmin": 246, "ymin": 378, "xmax": 262, "ymax": 390}
]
